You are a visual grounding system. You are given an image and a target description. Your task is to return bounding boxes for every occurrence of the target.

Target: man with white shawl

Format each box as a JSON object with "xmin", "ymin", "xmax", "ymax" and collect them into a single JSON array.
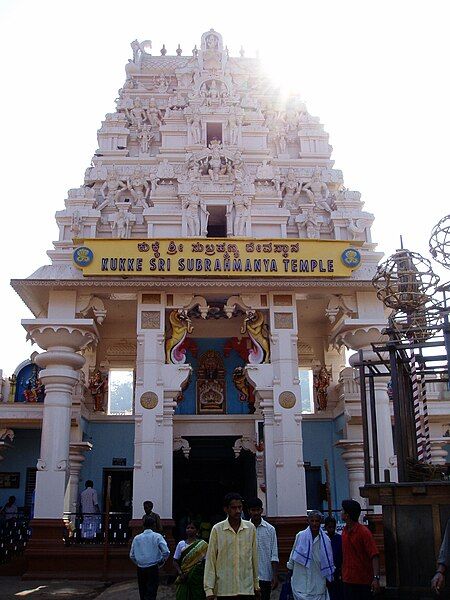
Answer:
[{"xmin": 287, "ymin": 510, "xmax": 335, "ymax": 600}]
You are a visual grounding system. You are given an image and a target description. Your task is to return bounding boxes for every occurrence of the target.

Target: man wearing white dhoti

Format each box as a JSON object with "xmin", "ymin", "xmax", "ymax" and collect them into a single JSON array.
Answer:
[
  {"xmin": 79, "ymin": 480, "xmax": 101, "ymax": 540},
  {"xmin": 287, "ymin": 511, "xmax": 334, "ymax": 600}
]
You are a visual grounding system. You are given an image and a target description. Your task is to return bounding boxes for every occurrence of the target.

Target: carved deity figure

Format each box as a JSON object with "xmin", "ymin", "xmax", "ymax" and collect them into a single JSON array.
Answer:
[
  {"xmin": 156, "ymin": 75, "xmax": 169, "ymax": 92},
  {"xmin": 347, "ymin": 218, "xmax": 368, "ymax": 241},
  {"xmin": 138, "ymin": 124, "xmax": 153, "ymax": 154},
  {"xmin": 131, "ymin": 40, "xmax": 141, "ymax": 64},
  {"xmin": 228, "ymin": 112, "xmax": 239, "ymax": 145},
  {"xmin": 256, "ymin": 160, "xmax": 275, "ymax": 180},
  {"xmin": 202, "ymin": 32, "xmax": 222, "ymax": 72},
  {"xmin": 228, "ymin": 185, "xmax": 250, "ymax": 236},
  {"xmin": 231, "ymin": 150, "xmax": 250, "ymax": 184},
  {"xmin": 302, "ymin": 167, "xmax": 331, "ymax": 212},
  {"xmin": 275, "ymin": 124, "xmax": 288, "ymax": 156},
  {"xmin": 111, "ymin": 208, "xmax": 132, "ymax": 238},
  {"xmin": 157, "ymin": 159, "xmax": 175, "ymax": 179},
  {"xmin": 207, "ymin": 139, "xmax": 225, "ymax": 181},
  {"xmin": 125, "ymin": 97, "xmax": 146, "ymax": 128},
  {"xmin": 281, "ymin": 169, "xmax": 301, "ymax": 209},
  {"xmin": 146, "ymin": 97, "xmax": 162, "ymax": 138},
  {"xmin": 296, "ymin": 209, "xmax": 320, "ymax": 239},
  {"xmin": 89, "ymin": 370, "xmax": 108, "ymax": 412},
  {"xmin": 70, "ymin": 210, "xmax": 82, "ymax": 238},
  {"xmin": 314, "ymin": 366, "xmax": 331, "ymax": 411},
  {"xmin": 188, "ymin": 112, "xmax": 202, "ymax": 145},
  {"xmin": 127, "ymin": 169, "xmax": 150, "ymax": 208},
  {"xmin": 98, "ymin": 168, "xmax": 127, "ymax": 210},
  {"xmin": 183, "ymin": 185, "xmax": 209, "ymax": 236}
]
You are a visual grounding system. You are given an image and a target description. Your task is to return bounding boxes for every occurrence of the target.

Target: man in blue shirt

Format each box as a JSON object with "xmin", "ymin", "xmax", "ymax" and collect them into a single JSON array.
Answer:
[{"xmin": 130, "ymin": 514, "xmax": 170, "ymax": 600}]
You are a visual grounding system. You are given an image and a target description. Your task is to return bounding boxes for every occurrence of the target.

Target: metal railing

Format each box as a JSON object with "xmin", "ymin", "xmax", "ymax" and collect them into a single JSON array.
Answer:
[
  {"xmin": 0, "ymin": 515, "xmax": 31, "ymax": 564},
  {"xmin": 63, "ymin": 511, "xmax": 132, "ymax": 546}
]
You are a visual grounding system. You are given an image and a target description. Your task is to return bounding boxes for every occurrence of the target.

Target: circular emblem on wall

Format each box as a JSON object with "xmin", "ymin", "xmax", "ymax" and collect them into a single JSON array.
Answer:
[
  {"xmin": 279, "ymin": 391, "xmax": 296, "ymax": 409},
  {"xmin": 341, "ymin": 248, "xmax": 361, "ymax": 268},
  {"xmin": 140, "ymin": 391, "xmax": 158, "ymax": 410},
  {"xmin": 73, "ymin": 246, "xmax": 94, "ymax": 267}
]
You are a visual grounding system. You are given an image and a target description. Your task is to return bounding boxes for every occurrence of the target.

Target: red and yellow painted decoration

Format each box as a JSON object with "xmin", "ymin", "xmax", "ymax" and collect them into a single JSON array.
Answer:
[{"xmin": 73, "ymin": 238, "xmax": 363, "ymax": 278}]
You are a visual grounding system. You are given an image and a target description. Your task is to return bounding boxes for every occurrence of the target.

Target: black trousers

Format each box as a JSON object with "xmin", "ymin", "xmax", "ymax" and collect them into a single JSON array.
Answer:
[
  {"xmin": 259, "ymin": 580, "xmax": 272, "ymax": 600},
  {"xmin": 343, "ymin": 582, "xmax": 372, "ymax": 600},
  {"xmin": 136, "ymin": 564, "xmax": 159, "ymax": 600}
]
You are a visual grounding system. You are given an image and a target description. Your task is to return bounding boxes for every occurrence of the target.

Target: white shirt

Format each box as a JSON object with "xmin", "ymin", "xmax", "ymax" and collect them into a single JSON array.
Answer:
[
  {"xmin": 80, "ymin": 487, "xmax": 99, "ymax": 514},
  {"xmin": 173, "ymin": 540, "xmax": 188, "ymax": 560},
  {"xmin": 287, "ymin": 532, "xmax": 327, "ymax": 599},
  {"xmin": 254, "ymin": 518, "xmax": 279, "ymax": 582}
]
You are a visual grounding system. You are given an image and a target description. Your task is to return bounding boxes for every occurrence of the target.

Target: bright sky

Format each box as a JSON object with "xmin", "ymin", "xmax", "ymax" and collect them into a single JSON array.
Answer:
[{"xmin": 0, "ymin": 0, "xmax": 449, "ymax": 375}]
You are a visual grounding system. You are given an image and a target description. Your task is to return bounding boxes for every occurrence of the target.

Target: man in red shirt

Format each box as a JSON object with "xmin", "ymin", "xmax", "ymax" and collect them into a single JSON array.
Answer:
[{"xmin": 341, "ymin": 499, "xmax": 380, "ymax": 599}]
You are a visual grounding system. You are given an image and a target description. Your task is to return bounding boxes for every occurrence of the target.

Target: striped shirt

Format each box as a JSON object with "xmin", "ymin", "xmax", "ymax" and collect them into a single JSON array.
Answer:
[
  {"xmin": 254, "ymin": 518, "xmax": 279, "ymax": 581},
  {"xmin": 204, "ymin": 518, "xmax": 259, "ymax": 597}
]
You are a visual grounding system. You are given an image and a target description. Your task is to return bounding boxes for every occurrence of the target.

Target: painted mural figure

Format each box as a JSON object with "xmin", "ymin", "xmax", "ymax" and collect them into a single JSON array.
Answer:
[
  {"xmin": 89, "ymin": 370, "xmax": 108, "ymax": 412},
  {"xmin": 241, "ymin": 310, "xmax": 270, "ymax": 364},
  {"xmin": 314, "ymin": 366, "xmax": 331, "ymax": 411},
  {"xmin": 165, "ymin": 310, "xmax": 194, "ymax": 364}
]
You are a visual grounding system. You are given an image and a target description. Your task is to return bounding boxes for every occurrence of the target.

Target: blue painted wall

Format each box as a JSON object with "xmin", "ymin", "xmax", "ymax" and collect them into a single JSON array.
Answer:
[
  {"xmin": 175, "ymin": 338, "xmax": 251, "ymax": 415},
  {"xmin": 0, "ymin": 429, "xmax": 40, "ymax": 508},
  {"xmin": 302, "ymin": 416, "xmax": 349, "ymax": 510},
  {"xmin": 80, "ymin": 422, "xmax": 134, "ymax": 509}
]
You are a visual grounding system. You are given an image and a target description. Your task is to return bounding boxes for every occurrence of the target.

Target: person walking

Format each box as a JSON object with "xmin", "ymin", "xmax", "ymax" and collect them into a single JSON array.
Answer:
[
  {"xmin": 143, "ymin": 500, "xmax": 163, "ymax": 534},
  {"xmin": 79, "ymin": 480, "xmax": 100, "ymax": 539},
  {"xmin": 130, "ymin": 514, "xmax": 170, "ymax": 600},
  {"xmin": 341, "ymin": 500, "xmax": 380, "ymax": 599},
  {"xmin": 324, "ymin": 516, "xmax": 343, "ymax": 600},
  {"xmin": 204, "ymin": 492, "xmax": 260, "ymax": 600},
  {"xmin": 287, "ymin": 510, "xmax": 334, "ymax": 600},
  {"xmin": 0, "ymin": 495, "xmax": 18, "ymax": 522},
  {"xmin": 431, "ymin": 517, "xmax": 450, "ymax": 595},
  {"xmin": 247, "ymin": 497, "xmax": 279, "ymax": 600},
  {"xmin": 174, "ymin": 522, "xmax": 208, "ymax": 600}
]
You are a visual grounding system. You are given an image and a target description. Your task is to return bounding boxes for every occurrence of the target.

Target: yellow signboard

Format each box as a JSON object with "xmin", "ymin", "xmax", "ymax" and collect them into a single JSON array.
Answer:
[{"xmin": 73, "ymin": 238, "xmax": 363, "ymax": 278}]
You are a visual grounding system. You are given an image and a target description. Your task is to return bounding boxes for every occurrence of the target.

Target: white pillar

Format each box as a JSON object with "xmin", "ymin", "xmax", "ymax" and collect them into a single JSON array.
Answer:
[
  {"xmin": 336, "ymin": 439, "xmax": 367, "ymax": 508},
  {"xmin": 22, "ymin": 319, "xmax": 97, "ymax": 520},
  {"xmin": 348, "ymin": 347, "xmax": 396, "ymax": 483},
  {"xmin": 133, "ymin": 297, "xmax": 190, "ymax": 520},
  {"xmin": 430, "ymin": 438, "xmax": 449, "ymax": 465},
  {"xmin": 65, "ymin": 442, "xmax": 92, "ymax": 514},
  {"xmin": 247, "ymin": 295, "xmax": 307, "ymax": 517},
  {"xmin": 270, "ymin": 295, "xmax": 307, "ymax": 515}
]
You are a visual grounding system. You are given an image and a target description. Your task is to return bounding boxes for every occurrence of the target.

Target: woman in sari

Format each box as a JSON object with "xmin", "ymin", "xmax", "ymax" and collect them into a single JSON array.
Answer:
[{"xmin": 174, "ymin": 522, "xmax": 208, "ymax": 600}]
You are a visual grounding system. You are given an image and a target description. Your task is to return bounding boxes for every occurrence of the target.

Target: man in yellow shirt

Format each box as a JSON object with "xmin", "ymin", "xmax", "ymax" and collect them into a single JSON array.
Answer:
[{"xmin": 204, "ymin": 493, "xmax": 260, "ymax": 600}]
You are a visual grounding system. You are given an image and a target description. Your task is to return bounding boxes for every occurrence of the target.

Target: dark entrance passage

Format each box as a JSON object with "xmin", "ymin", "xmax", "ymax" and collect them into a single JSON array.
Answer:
[
  {"xmin": 102, "ymin": 468, "xmax": 133, "ymax": 512},
  {"xmin": 173, "ymin": 436, "xmax": 257, "ymax": 540}
]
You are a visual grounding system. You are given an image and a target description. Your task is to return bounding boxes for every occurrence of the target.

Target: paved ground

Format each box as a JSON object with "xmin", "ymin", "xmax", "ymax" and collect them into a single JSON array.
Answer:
[
  {"xmin": 1, "ymin": 579, "xmax": 281, "ymax": 600},
  {"xmin": 97, "ymin": 581, "xmax": 174, "ymax": 599},
  {"xmin": 0, "ymin": 577, "xmax": 109, "ymax": 599}
]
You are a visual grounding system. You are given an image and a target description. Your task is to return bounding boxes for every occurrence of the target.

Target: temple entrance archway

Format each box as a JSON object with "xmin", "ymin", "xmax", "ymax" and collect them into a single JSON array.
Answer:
[{"xmin": 173, "ymin": 435, "xmax": 256, "ymax": 539}]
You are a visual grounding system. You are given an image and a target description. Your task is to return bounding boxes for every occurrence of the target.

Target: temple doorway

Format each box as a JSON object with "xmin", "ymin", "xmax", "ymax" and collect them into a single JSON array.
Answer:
[
  {"xmin": 102, "ymin": 468, "xmax": 133, "ymax": 513},
  {"xmin": 173, "ymin": 435, "xmax": 256, "ymax": 540}
]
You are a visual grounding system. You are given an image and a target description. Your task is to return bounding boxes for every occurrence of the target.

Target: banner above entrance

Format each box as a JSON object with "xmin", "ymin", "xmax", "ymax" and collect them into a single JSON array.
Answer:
[{"xmin": 73, "ymin": 238, "xmax": 363, "ymax": 278}]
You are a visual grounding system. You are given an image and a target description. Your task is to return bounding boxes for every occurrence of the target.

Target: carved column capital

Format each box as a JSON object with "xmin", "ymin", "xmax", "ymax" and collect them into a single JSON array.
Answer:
[
  {"xmin": 22, "ymin": 319, "xmax": 99, "ymax": 353},
  {"xmin": 173, "ymin": 437, "xmax": 190, "ymax": 459},
  {"xmin": 336, "ymin": 439, "xmax": 365, "ymax": 468},
  {"xmin": 430, "ymin": 438, "xmax": 449, "ymax": 465},
  {"xmin": 233, "ymin": 436, "xmax": 257, "ymax": 458}
]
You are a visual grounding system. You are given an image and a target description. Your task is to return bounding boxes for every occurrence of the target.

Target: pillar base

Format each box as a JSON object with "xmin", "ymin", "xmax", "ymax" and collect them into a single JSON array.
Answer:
[{"xmin": 27, "ymin": 518, "xmax": 67, "ymax": 549}]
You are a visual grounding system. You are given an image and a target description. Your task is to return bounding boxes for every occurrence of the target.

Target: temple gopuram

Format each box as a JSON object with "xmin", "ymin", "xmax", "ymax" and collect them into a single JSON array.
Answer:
[{"xmin": 1, "ymin": 30, "xmax": 449, "ymax": 579}]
